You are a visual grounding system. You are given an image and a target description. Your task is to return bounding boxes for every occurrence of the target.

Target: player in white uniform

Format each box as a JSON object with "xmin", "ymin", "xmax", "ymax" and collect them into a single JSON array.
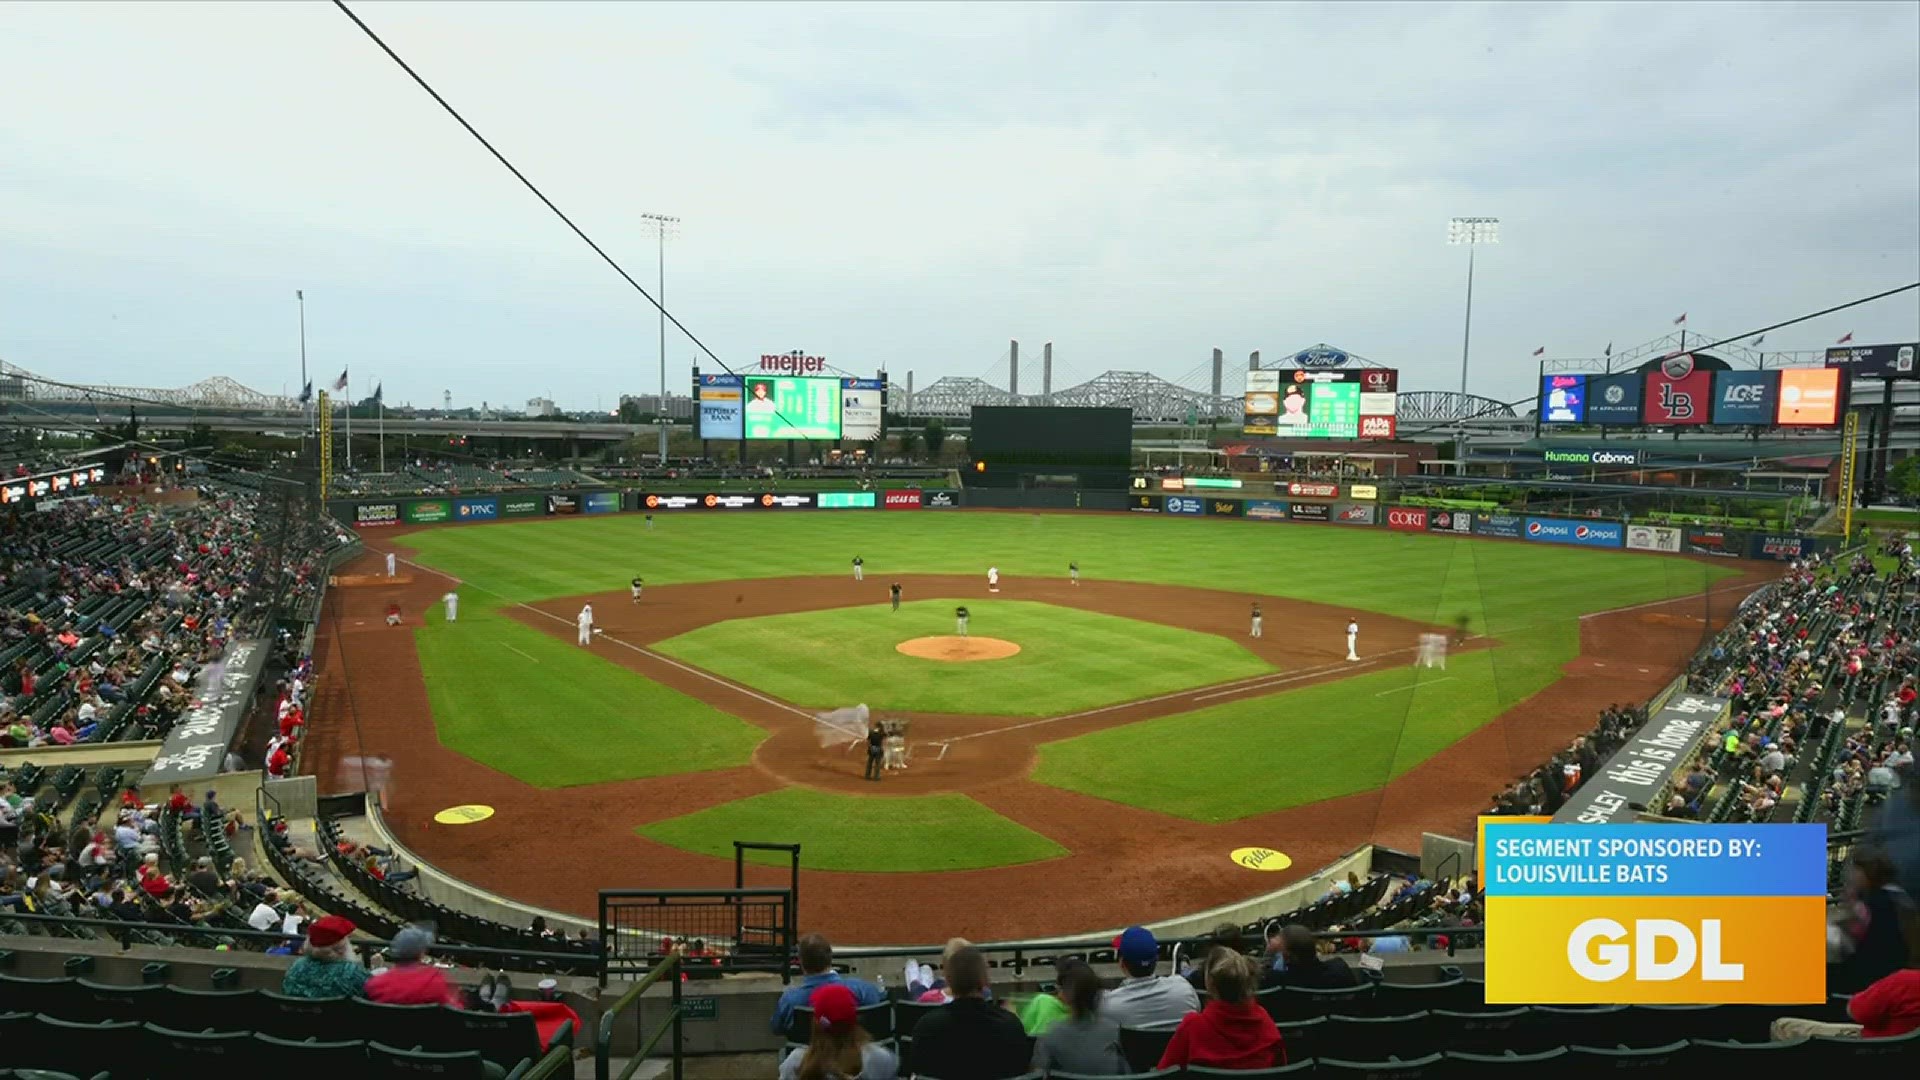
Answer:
[
  {"xmin": 1250, "ymin": 603, "xmax": 1263, "ymax": 638},
  {"xmin": 987, "ymin": 566, "xmax": 1000, "ymax": 593},
  {"xmin": 1346, "ymin": 619, "xmax": 1360, "ymax": 661},
  {"xmin": 441, "ymin": 591, "xmax": 459, "ymax": 622},
  {"xmin": 577, "ymin": 604, "xmax": 594, "ymax": 646},
  {"xmin": 1416, "ymin": 633, "xmax": 1447, "ymax": 669},
  {"xmin": 385, "ymin": 551, "xmax": 397, "ymax": 577}
]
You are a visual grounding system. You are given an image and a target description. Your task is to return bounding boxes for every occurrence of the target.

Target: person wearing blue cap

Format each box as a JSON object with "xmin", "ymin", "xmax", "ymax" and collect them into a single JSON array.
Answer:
[{"xmin": 1098, "ymin": 925, "xmax": 1199, "ymax": 1028}]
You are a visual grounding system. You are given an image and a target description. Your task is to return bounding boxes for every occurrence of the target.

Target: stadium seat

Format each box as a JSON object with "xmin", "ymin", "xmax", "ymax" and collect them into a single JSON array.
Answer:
[
  {"xmin": 1624, "ymin": 1003, "xmax": 1749, "ymax": 1045},
  {"xmin": 367, "ymin": 1041, "xmax": 504, "ymax": 1080},
  {"xmin": 1050, "ymin": 1070, "xmax": 1179, "ymax": 1080},
  {"xmin": 1318, "ymin": 1012, "xmax": 1437, "ymax": 1062},
  {"xmin": 1802, "ymin": 1027, "xmax": 1920, "ymax": 1062},
  {"xmin": 1426, "ymin": 1007, "xmax": 1528, "ymax": 1055},
  {"xmin": 1563, "ymin": 1041, "xmax": 1710, "ymax": 1074},
  {"xmin": 1524, "ymin": 1005, "xmax": 1625, "ymax": 1052},
  {"xmin": 141, "ymin": 1023, "xmax": 255, "ymax": 1077},
  {"xmin": 21, "ymin": 1016, "xmax": 139, "ymax": 1078},
  {"xmin": 1119, "ymin": 1024, "xmax": 1179, "ymax": 1071},
  {"xmin": 348, "ymin": 997, "xmax": 448, "ymax": 1049},
  {"xmin": 1375, "ymin": 978, "xmax": 1478, "ymax": 1014},
  {"xmin": 4, "ymin": 1071, "xmax": 94, "ymax": 1080},
  {"xmin": 789, "ymin": 1000, "xmax": 894, "ymax": 1044},
  {"xmin": 1274, "ymin": 1015, "xmax": 1325, "ymax": 1062},
  {"xmin": 0, "ymin": 975, "xmax": 78, "ymax": 1017},
  {"xmin": 1433, "ymin": 1047, "xmax": 1568, "ymax": 1076},
  {"xmin": 432, "ymin": 1006, "xmax": 551, "ymax": 1071},
  {"xmin": 1314, "ymin": 1053, "xmax": 1445, "ymax": 1076},
  {"xmin": 1692, "ymin": 1037, "xmax": 1813, "ymax": 1059},
  {"xmin": 1187, "ymin": 1065, "xmax": 1313, "ymax": 1078},
  {"xmin": 892, "ymin": 998, "xmax": 944, "ymax": 1039},
  {"xmin": 256, "ymin": 990, "xmax": 350, "ymax": 1040},
  {"xmin": 249, "ymin": 1032, "xmax": 372, "ymax": 1071},
  {"xmin": 71, "ymin": 980, "xmax": 162, "ymax": 1023}
]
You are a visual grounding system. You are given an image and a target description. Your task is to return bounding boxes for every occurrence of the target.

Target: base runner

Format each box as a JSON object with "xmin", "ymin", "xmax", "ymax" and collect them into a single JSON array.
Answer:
[{"xmin": 576, "ymin": 603, "xmax": 594, "ymax": 646}]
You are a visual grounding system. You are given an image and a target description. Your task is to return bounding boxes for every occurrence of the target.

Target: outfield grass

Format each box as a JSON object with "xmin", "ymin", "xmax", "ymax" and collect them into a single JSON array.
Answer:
[
  {"xmin": 414, "ymin": 600, "xmax": 765, "ymax": 788},
  {"xmin": 1034, "ymin": 649, "xmax": 1524, "ymax": 822},
  {"xmin": 653, "ymin": 600, "xmax": 1274, "ymax": 715},
  {"xmin": 635, "ymin": 788, "xmax": 1068, "ymax": 872}
]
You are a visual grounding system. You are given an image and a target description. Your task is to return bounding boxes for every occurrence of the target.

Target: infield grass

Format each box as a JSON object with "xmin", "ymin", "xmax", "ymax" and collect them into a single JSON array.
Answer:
[
  {"xmin": 653, "ymin": 600, "xmax": 1274, "ymax": 715},
  {"xmin": 635, "ymin": 788, "xmax": 1068, "ymax": 872},
  {"xmin": 415, "ymin": 600, "xmax": 764, "ymax": 788}
]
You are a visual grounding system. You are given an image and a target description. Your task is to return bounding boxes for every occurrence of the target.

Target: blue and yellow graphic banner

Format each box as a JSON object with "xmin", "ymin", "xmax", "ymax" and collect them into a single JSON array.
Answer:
[{"xmin": 1484, "ymin": 823, "xmax": 1826, "ymax": 1004}]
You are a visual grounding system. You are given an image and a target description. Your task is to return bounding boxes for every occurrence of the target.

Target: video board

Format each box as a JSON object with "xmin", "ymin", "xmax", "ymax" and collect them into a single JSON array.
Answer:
[
  {"xmin": 743, "ymin": 376, "xmax": 841, "ymax": 439},
  {"xmin": 696, "ymin": 371, "xmax": 888, "ymax": 441},
  {"xmin": 1245, "ymin": 369, "xmax": 1397, "ymax": 439},
  {"xmin": 1539, "ymin": 367, "xmax": 1845, "ymax": 429}
]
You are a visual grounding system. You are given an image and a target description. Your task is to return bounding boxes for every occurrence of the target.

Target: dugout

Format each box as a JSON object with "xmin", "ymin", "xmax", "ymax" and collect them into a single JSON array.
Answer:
[{"xmin": 967, "ymin": 405, "xmax": 1133, "ymax": 491}]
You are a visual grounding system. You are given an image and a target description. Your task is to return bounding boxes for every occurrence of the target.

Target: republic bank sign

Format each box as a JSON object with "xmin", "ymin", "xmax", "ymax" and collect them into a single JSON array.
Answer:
[{"xmin": 1542, "ymin": 448, "xmax": 1641, "ymax": 467}]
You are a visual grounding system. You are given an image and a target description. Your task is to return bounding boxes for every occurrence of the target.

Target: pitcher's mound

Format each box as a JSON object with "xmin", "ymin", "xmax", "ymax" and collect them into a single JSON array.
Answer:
[{"xmin": 896, "ymin": 636, "xmax": 1021, "ymax": 662}]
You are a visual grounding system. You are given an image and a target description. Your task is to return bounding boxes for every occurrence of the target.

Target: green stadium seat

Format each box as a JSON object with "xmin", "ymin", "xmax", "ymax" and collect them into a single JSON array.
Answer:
[
  {"xmin": 0, "ymin": 975, "xmax": 78, "ymax": 1018},
  {"xmin": 1624, "ymin": 1003, "xmax": 1747, "ymax": 1045},
  {"xmin": 1050, "ymin": 1070, "xmax": 1180, "ymax": 1080},
  {"xmin": 367, "ymin": 1041, "xmax": 507, "ymax": 1080},
  {"xmin": 1319, "ymin": 1012, "xmax": 1436, "ymax": 1062},
  {"xmin": 1564, "ymin": 1041, "xmax": 1710, "ymax": 1073},
  {"xmin": 71, "ymin": 979, "xmax": 163, "ymax": 1024},
  {"xmin": 1274, "ymin": 1015, "xmax": 1325, "ymax": 1062},
  {"xmin": 347, "ymin": 997, "xmax": 447, "ymax": 1049},
  {"xmin": 1801, "ymin": 1027, "xmax": 1920, "ymax": 1063},
  {"xmin": 788, "ymin": 1000, "xmax": 894, "ymax": 1044},
  {"xmin": 256, "ymin": 990, "xmax": 350, "ymax": 1040},
  {"xmin": 1376, "ymin": 979, "xmax": 1478, "ymax": 1014},
  {"xmin": 1314, "ymin": 1053, "xmax": 1445, "ymax": 1076},
  {"xmin": 1525, "ymin": 1005, "xmax": 1626, "ymax": 1052},
  {"xmin": 1692, "ymin": 1037, "xmax": 1814, "ymax": 1059},
  {"xmin": 1118, "ymin": 1024, "xmax": 1179, "ymax": 1072},
  {"xmin": 430, "ymin": 1006, "xmax": 551, "ymax": 1072},
  {"xmin": 892, "ymin": 998, "xmax": 944, "ymax": 1039},
  {"xmin": 141, "ymin": 1023, "xmax": 255, "ymax": 1077},
  {"xmin": 5, "ymin": 1071, "xmax": 91, "ymax": 1080},
  {"xmin": 1187, "ymin": 1064, "xmax": 1313, "ymax": 1078},
  {"xmin": 1428, "ymin": 1007, "xmax": 1528, "ymax": 1055},
  {"xmin": 1434, "ymin": 1047, "xmax": 1569, "ymax": 1076},
  {"xmin": 248, "ymin": 1032, "xmax": 371, "ymax": 1070},
  {"xmin": 23, "ymin": 1016, "xmax": 140, "ymax": 1078}
]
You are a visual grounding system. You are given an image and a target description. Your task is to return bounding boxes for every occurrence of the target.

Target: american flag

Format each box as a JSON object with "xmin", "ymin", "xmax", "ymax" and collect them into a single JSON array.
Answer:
[
  {"xmin": 1532, "ymin": 346, "xmax": 1546, "ymax": 356},
  {"xmin": 1672, "ymin": 313, "xmax": 1688, "ymax": 326},
  {"xmin": 1836, "ymin": 332, "xmax": 1854, "ymax": 345}
]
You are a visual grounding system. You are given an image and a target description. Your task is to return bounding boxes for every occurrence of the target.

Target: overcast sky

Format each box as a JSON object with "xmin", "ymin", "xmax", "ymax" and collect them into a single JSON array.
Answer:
[{"xmin": 3, "ymin": 1, "xmax": 1916, "ymax": 411}]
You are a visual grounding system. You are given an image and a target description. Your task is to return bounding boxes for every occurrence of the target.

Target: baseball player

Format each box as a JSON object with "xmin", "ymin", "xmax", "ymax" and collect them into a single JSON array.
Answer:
[
  {"xmin": 1250, "ymin": 603, "xmax": 1262, "ymax": 638},
  {"xmin": 630, "ymin": 577, "xmax": 644, "ymax": 604},
  {"xmin": 1452, "ymin": 614, "xmax": 1471, "ymax": 647},
  {"xmin": 987, "ymin": 566, "xmax": 1000, "ymax": 593},
  {"xmin": 441, "ymin": 591, "xmax": 459, "ymax": 622},
  {"xmin": 852, "ymin": 555, "xmax": 864, "ymax": 582},
  {"xmin": 1069, "ymin": 561, "xmax": 1079, "ymax": 586},
  {"xmin": 955, "ymin": 605, "xmax": 970, "ymax": 637},
  {"xmin": 1346, "ymin": 619, "xmax": 1360, "ymax": 661},
  {"xmin": 645, "ymin": 513, "xmax": 654, "ymax": 530},
  {"xmin": 890, "ymin": 583, "xmax": 902, "ymax": 612},
  {"xmin": 577, "ymin": 604, "xmax": 594, "ymax": 646},
  {"xmin": 1417, "ymin": 633, "xmax": 1447, "ymax": 669},
  {"xmin": 385, "ymin": 551, "xmax": 397, "ymax": 577}
]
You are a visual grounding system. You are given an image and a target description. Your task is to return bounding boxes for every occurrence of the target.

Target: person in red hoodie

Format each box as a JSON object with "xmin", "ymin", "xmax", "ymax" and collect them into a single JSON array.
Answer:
[
  {"xmin": 1158, "ymin": 947, "xmax": 1283, "ymax": 1069},
  {"xmin": 1772, "ymin": 904, "xmax": 1920, "ymax": 1041}
]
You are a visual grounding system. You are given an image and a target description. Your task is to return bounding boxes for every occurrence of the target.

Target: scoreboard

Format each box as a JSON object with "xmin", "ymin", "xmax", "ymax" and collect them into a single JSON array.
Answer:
[{"xmin": 1246, "ymin": 369, "xmax": 1397, "ymax": 439}]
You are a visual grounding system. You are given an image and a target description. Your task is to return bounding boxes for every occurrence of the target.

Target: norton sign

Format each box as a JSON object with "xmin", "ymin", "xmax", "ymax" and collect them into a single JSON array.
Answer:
[
  {"xmin": 1542, "ymin": 448, "xmax": 1641, "ymax": 467},
  {"xmin": 759, "ymin": 352, "xmax": 829, "ymax": 374}
]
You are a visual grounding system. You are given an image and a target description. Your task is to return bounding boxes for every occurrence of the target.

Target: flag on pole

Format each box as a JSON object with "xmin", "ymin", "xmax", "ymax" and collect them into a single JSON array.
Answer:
[
  {"xmin": 1532, "ymin": 346, "xmax": 1545, "ymax": 356},
  {"xmin": 296, "ymin": 289, "xmax": 303, "ymax": 301},
  {"xmin": 1603, "ymin": 343, "xmax": 1612, "ymax": 358},
  {"xmin": 1836, "ymin": 332, "xmax": 1854, "ymax": 345},
  {"xmin": 1673, "ymin": 313, "xmax": 1688, "ymax": 325},
  {"xmin": 1749, "ymin": 334, "xmax": 1765, "ymax": 348},
  {"xmin": 373, "ymin": 382, "xmax": 384, "ymax": 405},
  {"xmin": 297, "ymin": 381, "xmax": 312, "ymax": 405},
  {"xmin": 331, "ymin": 368, "xmax": 348, "ymax": 392}
]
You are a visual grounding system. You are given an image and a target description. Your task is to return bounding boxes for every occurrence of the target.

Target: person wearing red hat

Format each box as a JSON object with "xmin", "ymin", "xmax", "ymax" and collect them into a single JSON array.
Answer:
[
  {"xmin": 280, "ymin": 915, "xmax": 370, "ymax": 999},
  {"xmin": 777, "ymin": 983, "xmax": 897, "ymax": 1080}
]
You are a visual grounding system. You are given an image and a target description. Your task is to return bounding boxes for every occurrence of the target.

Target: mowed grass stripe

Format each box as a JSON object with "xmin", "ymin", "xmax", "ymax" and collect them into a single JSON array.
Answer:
[
  {"xmin": 652, "ymin": 600, "xmax": 1274, "ymax": 716},
  {"xmin": 413, "ymin": 601, "xmax": 764, "ymax": 788},
  {"xmin": 636, "ymin": 788, "xmax": 1068, "ymax": 872}
]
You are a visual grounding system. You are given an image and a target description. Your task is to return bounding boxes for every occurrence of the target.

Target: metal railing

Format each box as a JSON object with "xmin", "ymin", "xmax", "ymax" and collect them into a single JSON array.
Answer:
[{"xmin": 596, "ymin": 947, "xmax": 683, "ymax": 1080}]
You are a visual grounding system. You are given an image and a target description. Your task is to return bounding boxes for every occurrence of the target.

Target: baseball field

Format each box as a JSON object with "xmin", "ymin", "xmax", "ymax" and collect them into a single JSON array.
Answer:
[{"xmin": 307, "ymin": 509, "xmax": 1766, "ymax": 942}]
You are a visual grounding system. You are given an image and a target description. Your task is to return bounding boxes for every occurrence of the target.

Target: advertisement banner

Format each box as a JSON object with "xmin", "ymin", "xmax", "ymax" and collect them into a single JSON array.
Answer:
[
  {"xmin": 1207, "ymin": 498, "xmax": 1243, "ymax": 517},
  {"xmin": 1334, "ymin": 503, "xmax": 1376, "ymax": 526},
  {"xmin": 1163, "ymin": 495, "xmax": 1204, "ymax": 515},
  {"xmin": 1553, "ymin": 693, "xmax": 1726, "ymax": 826},
  {"xmin": 1542, "ymin": 447, "xmax": 1641, "ymax": 467},
  {"xmin": 819, "ymin": 492, "xmax": 877, "ymax": 509},
  {"xmin": 1524, "ymin": 516, "xmax": 1624, "ymax": 548},
  {"xmin": 1243, "ymin": 370, "xmax": 1280, "ymax": 436},
  {"xmin": 453, "ymin": 497, "xmax": 499, "ymax": 522},
  {"xmin": 1776, "ymin": 368, "xmax": 1844, "ymax": 426},
  {"xmin": 1711, "ymin": 371, "xmax": 1778, "ymax": 425},
  {"xmin": 501, "ymin": 495, "xmax": 544, "ymax": 517},
  {"xmin": 1626, "ymin": 524, "xmax": 1683, "ymax": 553},
  {"xmin": 584, "ymin": 492, "xmax": 619, "ymax": 514},
  {"xmin": 1348, "ymin": 484, "xmax": 1379, "ymax": 500},
  {"xmin": 1287, "ymin": 481, "xmax": 1339, "ymax": 498},
  {"xmin": 1129, "ymin": 494, "xmax": 1161, "ymax": 513},
  {"xmin": 1386, "ymin": 507, "xmax": 1428, "ymax": 532},
  {"xmin": 883, "ymin": 490, "xmax": 922, "ymax": 510},
  {"xmin": 404, "ymin": 499, "xmax": 451, "ymax": 524},
  {"xmin": 640, "ymin": 493, "xmax": 707, "ymax": 511},
  {"xmin": 1245, "ymin": 499, "xmax": 1289, "ymax": 520},
  {"xmin": 704, "ymin": 493, "xmax": 761, "ymax": 510},
  {"xmin": 922, "ymin": 490, "xmax": 960, "ymax": 509},
  {"xmin": 758, "ymin": 493, "xmax": 816, "ymax": 510},
  {"xmin": 1642, "ymin": 370, "xmax": 1711, "ymax": 425},
  {"xmin": 1540, "ymin": 374, "xmax": 1586, "ymax": 423},
  {"xmin": 840, "ymin": 378, "xmax": 885, "ymax": 442},
  {"xmin": 1683, "ymin": 528, "xmax": 1744, "ymax": 558},
  {"xmin": 1585, "ymin": 372, "xmax": 1644, "ymax": 425},
  {"xmin": 355, "ymin": 503, "xmax": 400, "ymax": 528},
  {"xmin": 143, "ymin": 639, "xmax": 269, "ymax": 787},
  {"xmin": 1357, "ymin": 415, "xmax": 1397, "ymax": 439},
  {"xmin": 1428, "ymin": 510, "xmax": 1474, "ymax": 535},
  {"xmin": 1287, "ymin": 502, "xmax": 1329, "ymax": 522},
  {"xmin": 1473, "ymin": 513, "xmax": 1525, "ymax": 539},
  {"xmin": 1749, "ymin": 534, "xmax": 1813, "ymax": 561},
  {"xmin": 696, "ymin": 373, "xmax": 745, "ymax": 440},
  {"xmin": 547, "ymin": 494, "xmax": 580, "ymax": 515},
  {"xmin": 1825, "ymin": 342, "xmax": 1917, "ymax": 379},
  {"xmin": 1484, "ymin": 819, "xmax": 1825, "ymax": 1004}
]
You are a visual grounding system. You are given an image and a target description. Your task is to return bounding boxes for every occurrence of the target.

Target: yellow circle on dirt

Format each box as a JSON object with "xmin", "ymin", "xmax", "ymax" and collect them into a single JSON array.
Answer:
[
  {"xmin": 895, "ymin": 636, "xmax": 1022, "ymax": 662},
  {"xmin": 433, "ymin": 804, "xmax": 496, "ymax": 825},
  {"xmin": 1229, "ymin": 847, "xmax": 1293, "ymax": 872}
]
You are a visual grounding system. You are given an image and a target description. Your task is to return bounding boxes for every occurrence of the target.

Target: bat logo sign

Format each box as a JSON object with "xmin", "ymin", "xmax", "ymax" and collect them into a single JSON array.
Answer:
[{"xmin": 1659, "ymin": 382, "xmax": 1695, "ymax": 419}]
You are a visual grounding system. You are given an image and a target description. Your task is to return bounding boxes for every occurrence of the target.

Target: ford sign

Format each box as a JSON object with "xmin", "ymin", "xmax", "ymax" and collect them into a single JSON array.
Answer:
[{"xmin": 1293, "ymin": 347, "xmax": 1350, "ymax": 369}]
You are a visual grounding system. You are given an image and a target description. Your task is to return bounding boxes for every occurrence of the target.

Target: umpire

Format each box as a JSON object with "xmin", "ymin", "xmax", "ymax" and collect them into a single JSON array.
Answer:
[{"xmin": 864, "ymin": 719, "xmax": 884, "ymax": 781}]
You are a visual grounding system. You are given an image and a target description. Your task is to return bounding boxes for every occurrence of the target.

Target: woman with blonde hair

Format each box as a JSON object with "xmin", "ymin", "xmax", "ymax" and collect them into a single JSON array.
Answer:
[
  {"xmin": 913, "ymin": 937, "xmax": 972, "ymax": 1002},
  {"xmin": 1158, "ymin": 947, "xmax": 1283, "ymax": 1069},
  {"xmin": 778, "ymin": 983, "xmax": 896, "ymax": 1080}
]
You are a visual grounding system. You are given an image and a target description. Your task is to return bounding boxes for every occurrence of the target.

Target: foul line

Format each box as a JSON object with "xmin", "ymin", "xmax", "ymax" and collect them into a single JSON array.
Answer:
[
  {"xmin": 501, "ymin": 644, "xmax": 539, "ymax": 663},
  {"xmin": 1578, "ymin": 579, "xmax": 1765, "ymax": 620},
  {"xmin": 1375, "ymin": 676, "xmax": 1454, "ymax": 697}
]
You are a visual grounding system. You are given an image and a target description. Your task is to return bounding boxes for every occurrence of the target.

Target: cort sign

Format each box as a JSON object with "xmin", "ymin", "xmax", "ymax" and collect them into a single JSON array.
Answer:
[{"xmin": 759, "ymin": 352, "xmax": 828, "ymax": 373}]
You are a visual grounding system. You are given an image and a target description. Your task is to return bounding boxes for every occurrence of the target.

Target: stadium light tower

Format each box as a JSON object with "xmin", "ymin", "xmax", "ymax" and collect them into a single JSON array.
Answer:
[
  {"xmin": 1447, "ymin": 216, "xmax": 1499, "ymax": 471},
  {"xmin": 641, "ymin": 212, "xmax": 681, "ymax": 463}
]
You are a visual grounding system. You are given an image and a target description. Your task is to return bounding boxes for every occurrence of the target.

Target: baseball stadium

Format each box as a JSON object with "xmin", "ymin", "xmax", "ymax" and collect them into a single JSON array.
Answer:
[{"xmin": 3, "ymin": 4, "xmax": 1919, "ymax": 1078}]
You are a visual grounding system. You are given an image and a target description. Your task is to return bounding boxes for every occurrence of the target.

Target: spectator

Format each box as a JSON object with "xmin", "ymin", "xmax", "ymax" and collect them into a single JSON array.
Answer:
[
  {"xmin": 769, "ymin": 933, "xmax": 885, "ymax": 1037},
  {"xmin": 778, "ymin": 983, "xmax": 898, "ymax": 1080},
  {"xmin": 1268, "ymin": 925, "xmax": 1358, "ymax": 989},
  {"xmin": 1030, "ymin": 958, "xmax": 1127, "ymax": 1074},
  {"xmin": 1185, "ymin": 923, "xmax": 1279, "ymax": 993},
  {"xmin": 1774, "ymin": 903, "xmax": 1920, "ymax": 1040},
  {"xmin": 365, "ymin": 926, "xmax": 461, "ymax": 1006},
  {"xmin": 1830, "ymin": 848, "xmax": 1918, "ymax": 993},
  {"xmin": 911, "ymin": 937, "xmax": 971, "ymax": 1003},
  {"xmin": 280, "ymin": 915, "xmax": 370, "ymax": 999},
  {"xmin": 1099, "ymin": 926, "xmax": 1199, "ymax": 1028},
  {"xmin": 1158, "ymin": 948, "xmax": 1284, "ymax": 1070},
  {"xmin": 905, "ymin": 945, "xmax": 1028, "ymax": 1080}
]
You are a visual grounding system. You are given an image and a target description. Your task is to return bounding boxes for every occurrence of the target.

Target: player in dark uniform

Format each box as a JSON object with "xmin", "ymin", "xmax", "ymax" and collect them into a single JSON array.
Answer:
[
  {"xmin": 955, "ymin": 605, "xmax": 970, "ymax": 637},
  {"xmin": 890, "ymin": 583, "xmax": 902, "ymax": 611},
  {"xmin": 1452, "ymin": 614, "xmax": 1470, "ymax": 646},
  {"xmin": 630, "ymin": 577, "xmax": 644, "ymax": 604},
  {"xmin": 852, "ymin": 555, "xmax": 864, "ymax": 582}
]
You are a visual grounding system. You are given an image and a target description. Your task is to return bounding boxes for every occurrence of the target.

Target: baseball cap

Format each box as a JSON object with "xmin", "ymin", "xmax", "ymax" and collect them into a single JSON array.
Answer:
[
  {"xmin": 1115, "ymin": 926, "xmax": 1158, "ymax": 967},
  {"xmin": 810, "ymin": 982, "xmax": 858, "ymax": 1033},
  {"xmin": 307, "ymin": 915, "xmax": 356, "ymax": 948}
]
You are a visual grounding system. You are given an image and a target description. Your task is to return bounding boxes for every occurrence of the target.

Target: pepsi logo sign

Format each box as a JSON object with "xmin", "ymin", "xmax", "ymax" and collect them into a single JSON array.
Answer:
[{"xmin": 1528, "ymin": 521, "xmax": 1545, "ymax": 536}]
